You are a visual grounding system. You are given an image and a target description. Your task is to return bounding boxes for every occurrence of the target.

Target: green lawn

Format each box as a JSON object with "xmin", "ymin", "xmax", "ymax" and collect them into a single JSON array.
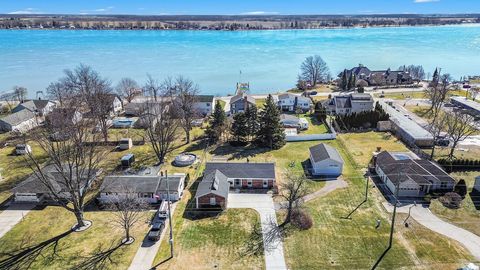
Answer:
[
  {"xmin": 299, "ymin": 113, "xmax": 329, "ymax": 135},
  {"xmin": 375, "ymin": 91, "xmax": 426, "ymax": 100},
  {"xmin": 0, "ymin": 206, "xmax": 151, "ymax": 270},
  {"xmin": 282, "ymin": 137, "xmax": 473, "ymax": 269},
  {"xmin": 430, "ymin": 171, "xmax": 480, "ymax": 237}
]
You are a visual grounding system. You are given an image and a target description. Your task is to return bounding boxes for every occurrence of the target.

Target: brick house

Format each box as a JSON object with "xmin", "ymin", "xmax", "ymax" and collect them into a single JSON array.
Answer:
[{"xmin": 194, "ymin": 162, "xmax": 276, "ymax": 209}]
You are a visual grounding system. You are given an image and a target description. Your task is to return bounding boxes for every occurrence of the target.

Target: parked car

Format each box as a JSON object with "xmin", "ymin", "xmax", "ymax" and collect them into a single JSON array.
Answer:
[
  {"xmin": 15, "ymin": 144, "xmax": 32, "ymax": 155},
  {"xmin": 148, "ymin": 220, "xmax": 165, "ymax": 241}
]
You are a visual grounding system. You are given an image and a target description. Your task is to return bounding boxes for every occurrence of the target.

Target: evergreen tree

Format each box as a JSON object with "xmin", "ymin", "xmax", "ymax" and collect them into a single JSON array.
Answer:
[
  {"xmin": 231, "ymin": 112, "xmax": 249, "ymax": 143},
  {"xmin": 314, "ymin": 102, "xmax": 327, "ymax": 122},
  {"xmin": 256, "ymin": 95, "xmax": 286, "ymax": 149},
  {"xmin": 245, "ymin": 105, "xmax": 259, "ymax": 141},
  {"xmin": 340, "ymin": 69, "xmax": 349, "ymax": 91},
  {"xmin": 205, "ymin": 101, "xmax": 226, "ymax": 143}
]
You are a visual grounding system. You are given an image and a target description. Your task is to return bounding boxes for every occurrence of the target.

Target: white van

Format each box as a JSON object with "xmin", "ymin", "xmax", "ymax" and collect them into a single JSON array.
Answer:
[
  {"xmin": 158, "ymin": 200, "xmax": 169, "ymax": 219},
  {"xmin": 118, "ymin": 138, "xmax": 133, "ymax": 150}
]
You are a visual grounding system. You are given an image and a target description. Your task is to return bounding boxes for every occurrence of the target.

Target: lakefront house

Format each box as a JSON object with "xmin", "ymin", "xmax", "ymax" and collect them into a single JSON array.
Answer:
[{"xmin": 340, "ymin": 64, "xmax": 414, "ymax": 86}]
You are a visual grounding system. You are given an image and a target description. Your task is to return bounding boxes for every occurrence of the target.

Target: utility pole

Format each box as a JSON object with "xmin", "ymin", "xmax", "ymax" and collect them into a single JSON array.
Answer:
[
  {"xmin": 371, "ymin": 181, "xmax": 399, "ymax": 270},
  {"xmin": 165, "ymin": 170, "xmax": 174, "ymax": 258}
]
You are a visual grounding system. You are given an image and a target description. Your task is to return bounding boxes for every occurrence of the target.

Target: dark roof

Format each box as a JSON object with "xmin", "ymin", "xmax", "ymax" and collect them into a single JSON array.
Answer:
[
  {"xmin": 334, "ymin": 96, "xmax": 352, "ymax": 109},
  {"xmin": 100, "ymin": 175, "xmax": 183, "ymax": 193},
  {"xmin": 13, "ymin": 165, "xmax": 99, "ymax": 194},
  {"xmin": 195, "ymin": 95, "xmax": 214, "ymax": 103},
  {"xmin": 230, "ymin": 94, "xmax": 256, "ymax": 105},
  {"xmin": 204, "ymin": 162, "xmax": 276, "ymax": 179},
  {"xmin": 195, "ymin": 169, "xmax": 229, "ymax": 199},
  {"xmin": 0, "ymin": 109, "xmax": 36, "ymax": 126},
  {"xmin": 13, "ymin": 100, "xmax": 54, "ymax": 113},
  {"xmin": 309, "ymin": 143, "xmax": 343, "ymax": 163},
  {"xmin": 376, "ymin": 151, "xmax": 455, "ymax": 186}
]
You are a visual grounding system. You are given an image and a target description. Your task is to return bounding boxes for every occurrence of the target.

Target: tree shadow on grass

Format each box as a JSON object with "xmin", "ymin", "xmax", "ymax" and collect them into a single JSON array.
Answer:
[
  {"xmin": 470, "ymin": 189, "xmax": 480, "ymax": 210},
  {"xmin": 209, "ymin": 144, "xmax": 270, "ymax": 161},
  {"xmin": 71, "ymin": 240, "xmax": 126, "ymax": 270},
  {"xmin": 0, "ymin": 229, "xmax": 72, "ymax": 270}
]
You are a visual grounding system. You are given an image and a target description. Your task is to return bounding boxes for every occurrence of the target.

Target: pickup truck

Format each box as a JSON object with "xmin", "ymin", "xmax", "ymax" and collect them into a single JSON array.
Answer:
[{"xmin": 148, "ymin": 220, "xmax": 165, "ymax": 241}]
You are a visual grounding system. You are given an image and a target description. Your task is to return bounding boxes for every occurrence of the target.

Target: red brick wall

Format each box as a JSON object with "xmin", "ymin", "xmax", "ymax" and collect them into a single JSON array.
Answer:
[
  {"xmin": 197, "ymin": 194, "xmax": 226, "ymax": 209},
  {"xmin": 240, "ymin": 179, "xmax": 275, "ymax": 189}
]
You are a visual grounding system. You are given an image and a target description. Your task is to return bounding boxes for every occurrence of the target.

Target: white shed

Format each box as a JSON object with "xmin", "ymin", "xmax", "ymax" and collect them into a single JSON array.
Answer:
[{"xmin": 309, "ymin": 143, "xmax": 344, "ymax": 177}]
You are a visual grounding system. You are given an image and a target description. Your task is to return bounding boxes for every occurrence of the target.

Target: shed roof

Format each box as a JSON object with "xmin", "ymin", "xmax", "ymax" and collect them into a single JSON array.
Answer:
[{"xmin": 309, "ymin": 143, "xmax": 343, "ymax": 164}]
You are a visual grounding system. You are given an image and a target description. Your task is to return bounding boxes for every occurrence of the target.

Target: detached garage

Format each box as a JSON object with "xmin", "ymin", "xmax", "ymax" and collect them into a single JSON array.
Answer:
[{"xmin": 309, "ymin": 143, "xmax": 344, "ymax": 177}]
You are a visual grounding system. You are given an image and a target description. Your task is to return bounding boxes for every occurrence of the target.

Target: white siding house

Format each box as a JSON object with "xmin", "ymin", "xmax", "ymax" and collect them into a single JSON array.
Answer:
[{"xmin": 309, "ymin": 143, "xmax": 344, "ymax": 177}]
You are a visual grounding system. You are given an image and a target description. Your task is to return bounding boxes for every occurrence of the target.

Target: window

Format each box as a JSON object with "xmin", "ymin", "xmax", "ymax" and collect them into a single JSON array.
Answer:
[
  {"xmin": 247, "ymin": 180, "xmax": 253, "ymax": 187},
  {"xmin": 263, "ymin": 180, "xmax": 268, "ymax": 188},
  {"xmin": 209, "ymin": 197, "xmax": 216, "ymax": 205},
  {"xmin": 441, "ymin": 182, "xmax": 447, "ymax": 188},
  {"xmin": 206, "ymin": 103, "xmax": 210, "ymax": 107},
  {"xmin": 235, "ymin": 179, "xmax": 241, "ymax": 186}
]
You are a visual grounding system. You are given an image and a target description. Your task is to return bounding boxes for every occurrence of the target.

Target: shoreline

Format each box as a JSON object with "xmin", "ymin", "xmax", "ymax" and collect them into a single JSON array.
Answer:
[{"xmin": 1, "ymin": 22, "xmax": 479, "ymax": 31}]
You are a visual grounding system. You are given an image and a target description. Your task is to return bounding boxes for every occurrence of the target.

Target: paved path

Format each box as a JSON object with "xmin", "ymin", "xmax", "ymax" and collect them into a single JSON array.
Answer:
[
  {"xmin": 0, "ymin": 203, "xmax": 34, "ymax": 239},
  {"xmin": 383, "ymin": 203, "xmax": 480, "ymax": 260},
  {"xmin": 227, "ymin": 193, "xmax": 287, "ymax": 270},
  {"xmin": 129, "ymin": 203, "xmax": 177, "ymax": 270},
  {"xmin": 275, "ymin": 178, "xmax": 348, "ymax": 210}
]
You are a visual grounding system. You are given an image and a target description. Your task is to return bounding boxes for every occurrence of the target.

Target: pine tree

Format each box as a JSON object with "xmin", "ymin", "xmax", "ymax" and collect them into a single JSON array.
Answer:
[
  {"xmin": 231, "ymin": 112, "xmax": 249, "ymax": 143},
  {"xmin": 256, "ymin": 95, "xmax": 286, "ymax": 149},
  {"xmin": 341, "ymin": 70, "xmax": 349, "ymax": 91},
  {"xmin": 205, "ymin": 101, "xmax": 226, "ymax": 143},
  {"xmin": 245, "ymin": 105, "xmax": 259, "ymax": 141}
]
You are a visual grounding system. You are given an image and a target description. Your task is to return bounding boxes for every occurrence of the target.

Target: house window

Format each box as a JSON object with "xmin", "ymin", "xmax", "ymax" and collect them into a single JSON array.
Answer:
[
  {"xmin": 247, "ymin": 180, "xmax": 253, "ymax": 187},
  {"xmin": 263, "ymin": 180, "xmax": 268, "ymax": 188},
  {"xmin": 440, "ymin": 182, "xmax": 447, "ymax": 188},
  {"xmin": 235, "ymin": 179, "xmax": 241, "ymax": 186},
  {"xmin": 206, "ymin": 103, "xmax": 210, "ymax": 107},
  {"xmin": 209, "ymin": 197, "xmax": 216, "ymax": 205}
]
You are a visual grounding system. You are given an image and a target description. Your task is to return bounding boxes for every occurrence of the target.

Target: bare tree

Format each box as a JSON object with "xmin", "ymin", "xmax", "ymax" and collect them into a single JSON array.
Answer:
[
  {"xmin": 13, "ymin": 86, "xmax": 27, "ymax": 103},
  {"xmin": 57, "ymin": 64, "xmax": 113, "ymax": 142},
  {"xmin": 470, "ymin": 87, "xmax": 479, "ymax": 101},
  {"xmin": 24, "ymin": 109, "xmax": 104, "ymax": 230},
  {"xmin": 144, "ymin": 96, "xmax": 179, "ymax": 164},
  {"xmin": 277, "ymin": 170, "xmax": 308, "ymax": 227},
  {"xmin": 105, "ymin": 190, "xmax": 149, "ymax": 244},
  {"xmin": 445, "ymin": 111, "xmax": 477, "ymax": 159},
  {"xmin": 399, "ymin": 65, "xmax": 425, "ymax": 81},
  {"xmin": 165, "ymin": 76, "xmax": 200, "ymax": 144},
  {"xmin": 46, "ymin": 81, "xmax": 70, "ymax": 106},
  {"xmin": 299, "ymin": 55, "xmax": 330, "ymax": 87},
  {"xmin": 143, "ymin": 74, "xmax": 161, "ymax": 102},
  {"xmin": 425, "ymin": 72, "xmax": 452, "ymax": 159},
  {"xmin": 116, "ymin": 77, "xmax": 139, "ymax": 103}
]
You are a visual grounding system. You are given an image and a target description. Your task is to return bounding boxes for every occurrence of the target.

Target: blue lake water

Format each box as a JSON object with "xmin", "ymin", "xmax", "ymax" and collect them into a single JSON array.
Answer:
[{"xmin": 1, "ymin": 25, "xmax": 480, "ymax": 96}]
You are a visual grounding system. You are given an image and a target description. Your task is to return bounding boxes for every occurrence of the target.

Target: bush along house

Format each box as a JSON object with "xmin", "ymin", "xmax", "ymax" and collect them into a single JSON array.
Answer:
[{"xmin": 194, "ymin": 162, "xmax": 276, "ymax": 209}]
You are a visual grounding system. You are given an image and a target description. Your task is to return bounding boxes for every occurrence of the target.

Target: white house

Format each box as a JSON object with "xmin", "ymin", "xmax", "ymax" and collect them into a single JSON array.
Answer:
[
  {"xmin": 107, "ymin": 94, "xmax": 123, "ymax": 116},
  {"xmin": 278, "ymin": 93, "xmax": 312, "ymax": 112},
  {"xmin": 12, "ymin": 165, "xmax": 100, "ymax": 204},
  {"xmin": 374, "ymin": 151, "xmax": 455, "ymax": 197},
  {"xmin": 324, "ymin": 93, "xmax": 374, "ymax": 115},
  {"xmin": 193, "ymin": 95, "xmax": 214, "ymax": 116},
  {"xmin": 12, "ymin": 99, "xmax": 56, "ymax": 116},
  {"xmin": 280, "ymin": 114, "xmax": 309, "ymax": 130},
  {"xmin": 98, "ymin": 173, "xmax": 186, "ymax": 204},
  {"xmin": 309, "ymin": 143, "xmax": 344, "ymax": 177},
  {"xmin": 0, "ymin": 109, "xmax": 37, "ymax": 132}
]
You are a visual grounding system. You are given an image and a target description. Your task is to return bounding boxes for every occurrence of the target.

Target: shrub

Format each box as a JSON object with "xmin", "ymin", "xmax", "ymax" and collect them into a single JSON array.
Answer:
[
  {"xmin": 454, "ymin": 179, "xmax": 468, "ymax": 198},
  {"xmin": 438, "ymin": 192, "xmax": 463, "ymax": 209},
  {"xmin": 291, "ymin": 209, "xmax": 313, "ymax": 230}
]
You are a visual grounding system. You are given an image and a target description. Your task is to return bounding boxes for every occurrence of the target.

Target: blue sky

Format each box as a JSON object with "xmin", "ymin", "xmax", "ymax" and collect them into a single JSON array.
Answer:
[{"xmin": 1, "ymin": 0, "xmax": 479, "ymax": 15}]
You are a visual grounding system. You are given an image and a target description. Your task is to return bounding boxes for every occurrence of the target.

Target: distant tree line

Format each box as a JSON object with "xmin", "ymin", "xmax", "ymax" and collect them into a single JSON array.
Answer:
[{"xmin": 2, "ymin": 15, "xmax": 479, "ymax": 30}]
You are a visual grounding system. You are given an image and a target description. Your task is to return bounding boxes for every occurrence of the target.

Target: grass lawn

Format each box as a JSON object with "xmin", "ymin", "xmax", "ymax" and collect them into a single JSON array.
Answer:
[
  {"xmin": 337, "ymin": 132, "xmax": 409, "ymax": 167},
  {"xmin": 153, "ymin": 205, "xmax": 264, "ymax": 269},
  {"xmin": 283, "ymin": 135, "xmax": 473, "ymax": 269},
  {"xmin": 375, "ymin": 91, "xmax": 426, "ymax": 100},
  {"xmin": 430, "ymin": 171, "xmax": 480, "ymax": 237},
  {"xmin": 0, "ymin": 206, "xmax": 151, "ymax": 270},
  {"xmin": 298, "ymin": 113, "xmax": 329, "ymax": 135}
]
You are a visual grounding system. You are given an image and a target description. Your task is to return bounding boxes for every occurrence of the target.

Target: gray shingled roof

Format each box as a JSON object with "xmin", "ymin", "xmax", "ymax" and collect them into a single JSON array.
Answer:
[
  {"xmin": 376, "ymin": 151, "xmax": 455, "ymax": 186},
  {"xmin": 195, "ymin": 169, "xmax": 229, "ymax": 199},
  {"xmin": 195, "ymin": 95, "xmax": 214, "ymax": 103},
  {"xmin": 100, "ymin": 175, "xmax": 183, "ymax": 193},
  {"xmin": 204, "ymin": 162, "xmax": 276, "ymax": 179},
  {"xmin": 309, "ymin": 143, "xmax": 343, "ymax": 164},
  {"xmin": 0, "ymin": 109, "xmax": 36, "ymax": 126},
  {"xmin": 230, "ymin": 94, "xmax": 256, "ymax": 105},
  {"xmin": 13, "ymin": 164, "xmax": 99, "ymax": 194}
]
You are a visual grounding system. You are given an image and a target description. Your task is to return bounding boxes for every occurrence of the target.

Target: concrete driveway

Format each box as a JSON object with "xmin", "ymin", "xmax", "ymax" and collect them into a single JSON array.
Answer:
[
  {"xmin": 384, "ymin": 203, "xmax": 480, "ymax": 260},
  {"xmin": 0, "ymin": 203, "xmax": 35, "ymax": 239},
  {"xmin": 227, "ymin": 193, "xmax": 287, "ymax": 270}
]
